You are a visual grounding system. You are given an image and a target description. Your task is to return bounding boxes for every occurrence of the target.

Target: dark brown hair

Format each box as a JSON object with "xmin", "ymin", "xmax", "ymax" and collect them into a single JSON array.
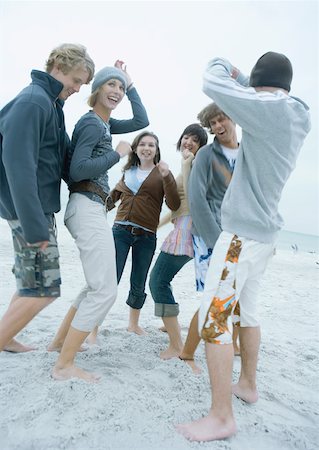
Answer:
[
  {"xmin": 123, "ymin": 131, "xmax": 161, "ymax": 171},
  {"xmin": 197, "ymin": 103, "xmax": 230, "ymax": 134},
  {"xmin": 176, "ymin": 123, "xmax": 208, "ymax": 151}
]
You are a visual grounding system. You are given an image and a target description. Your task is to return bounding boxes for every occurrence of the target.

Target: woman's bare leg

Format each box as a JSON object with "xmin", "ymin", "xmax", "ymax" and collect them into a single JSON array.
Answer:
[
  {"xmin": 179, "ymin": 310, "xmax": 201, "ymax": 374},
  {"xmin": 52, "ymin": 326, "xmax": 100, "ymax": 382},
  {"xmin": 127, "ymin": 307, "xmax": 146, "ymax": 335},
  {"xmin": 86, "ymin": 325, "xmax": 99, "ymax": 345},
  {"xmin": 160, "ymin": 316, "xmax": 183, "ymax": 359},
  {"xmin": 47, "ymin": 306, "xmax": 77, "ymax": 351}
]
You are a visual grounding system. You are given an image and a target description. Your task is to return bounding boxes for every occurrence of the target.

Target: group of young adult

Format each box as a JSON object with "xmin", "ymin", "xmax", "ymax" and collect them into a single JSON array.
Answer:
[{"xmin": 0, "ymin": 43, "xmax": 311, "ymax": 442}]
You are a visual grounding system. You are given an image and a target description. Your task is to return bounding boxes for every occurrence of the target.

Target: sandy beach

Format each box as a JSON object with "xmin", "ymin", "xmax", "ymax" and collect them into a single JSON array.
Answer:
[{"xmin": 0, "ymin": 213, "xmax": 318, "ymax": 450}]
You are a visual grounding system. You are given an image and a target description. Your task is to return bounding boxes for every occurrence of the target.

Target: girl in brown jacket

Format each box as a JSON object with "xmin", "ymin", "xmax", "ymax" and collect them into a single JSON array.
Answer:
[{"xmin": 110, "ymin": 131, "xmax": 180, "ymax": 334}]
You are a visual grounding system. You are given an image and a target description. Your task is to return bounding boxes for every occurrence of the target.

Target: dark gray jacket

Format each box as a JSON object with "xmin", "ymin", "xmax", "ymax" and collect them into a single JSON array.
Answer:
[{"xmin": 0, "ymin": 70, "xmax": 67, "ymax": 243}]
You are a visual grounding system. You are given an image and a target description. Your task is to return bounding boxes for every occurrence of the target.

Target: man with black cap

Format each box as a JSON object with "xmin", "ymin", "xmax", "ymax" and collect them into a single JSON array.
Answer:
[{"xmin": 176, "ymin": 52, "xmax": 311, "ymax": 441}]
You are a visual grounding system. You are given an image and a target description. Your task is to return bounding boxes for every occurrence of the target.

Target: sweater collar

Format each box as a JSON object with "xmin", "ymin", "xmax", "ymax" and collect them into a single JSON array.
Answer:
[
  {"xmin": 213, "ymin": 136, "xmax": 224, "ymax": 156},
  {"xmin": 31, "ymin": 70, "xmax": 64, "ymax": 102}
]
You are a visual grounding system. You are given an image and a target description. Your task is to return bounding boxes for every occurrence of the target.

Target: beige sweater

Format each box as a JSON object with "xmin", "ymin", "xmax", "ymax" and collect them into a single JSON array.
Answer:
[{"xmin": 159, "ymin": 153, "xmax": 194, "ymax": 227}]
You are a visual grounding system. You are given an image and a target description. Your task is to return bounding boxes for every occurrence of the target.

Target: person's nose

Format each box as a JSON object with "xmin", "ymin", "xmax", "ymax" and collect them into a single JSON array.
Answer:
[{"xmin": 114, "ymin": 84, "xmax": 122, "ymax": 95}]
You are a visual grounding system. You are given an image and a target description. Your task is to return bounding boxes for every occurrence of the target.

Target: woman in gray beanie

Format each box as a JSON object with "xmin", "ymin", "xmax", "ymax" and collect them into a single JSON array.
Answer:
[{"xmin": 49, "ymin": 60, "xmax": 149, "ymax": 382}]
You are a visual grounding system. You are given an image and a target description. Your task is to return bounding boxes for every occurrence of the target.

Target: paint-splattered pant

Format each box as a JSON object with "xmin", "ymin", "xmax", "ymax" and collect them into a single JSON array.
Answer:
[{"xmin": 199, "ymin": 232, "xmax": 275, "ymax": 344}]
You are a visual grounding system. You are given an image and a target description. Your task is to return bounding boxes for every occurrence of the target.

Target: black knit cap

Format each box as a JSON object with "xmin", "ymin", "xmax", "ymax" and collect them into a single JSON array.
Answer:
[{"xmin": 250, "ymin": 51, "xmax": 293, "ymax": 92}]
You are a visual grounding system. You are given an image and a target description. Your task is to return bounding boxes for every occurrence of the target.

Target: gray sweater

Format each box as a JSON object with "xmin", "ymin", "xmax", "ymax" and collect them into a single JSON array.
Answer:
[
  {"xmin": 203, "ymin": 57, "xmax": 311, "ymax": 243},
  {"xmin": 188, "ymin": 138, "xmax": 234, "ymax": 248},
  {"xmin": 68, "ymin": 87, "xmax": 149, "ymax": 203},
  {"xmin": 0, "ymin": 70, "xmax": 67, "ymax": 243}
]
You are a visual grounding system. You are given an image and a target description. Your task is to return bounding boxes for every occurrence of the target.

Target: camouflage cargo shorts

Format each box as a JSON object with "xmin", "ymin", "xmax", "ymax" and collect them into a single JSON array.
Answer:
[{"xmin": 8, "ymin": 215, "xmax": 61, "ymax": 298}]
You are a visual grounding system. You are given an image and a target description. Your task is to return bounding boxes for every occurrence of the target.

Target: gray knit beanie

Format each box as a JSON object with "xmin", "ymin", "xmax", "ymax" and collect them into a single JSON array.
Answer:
[
  {"xmin": 250, "ymin": 51, "xmax": 293, "ymax": 92},
  {"xmin": 91, "ymin": 66, "xmax": 127, "ymax": 93}
]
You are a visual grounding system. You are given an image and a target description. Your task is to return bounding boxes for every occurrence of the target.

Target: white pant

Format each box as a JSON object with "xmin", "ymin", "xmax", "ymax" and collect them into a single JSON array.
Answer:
[
  {"xmin": 64, "ymin": 193, "xmax": 117, "ymax": 332},
  {"xmin": 199, "ymin": 231, "xmax": 275, "ymax": 344}
]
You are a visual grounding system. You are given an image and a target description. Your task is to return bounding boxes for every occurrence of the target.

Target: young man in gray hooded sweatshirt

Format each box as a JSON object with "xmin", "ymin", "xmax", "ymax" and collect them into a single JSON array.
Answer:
[{"xmin": 176, "ymin": 52, "xmax": 311, "ymax": 442}]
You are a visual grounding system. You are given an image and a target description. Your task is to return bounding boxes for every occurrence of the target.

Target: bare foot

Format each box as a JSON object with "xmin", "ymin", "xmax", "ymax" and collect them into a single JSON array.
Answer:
[
  {"xmin": 160, "ymin": 346, "xmax": 182, "ymax": 360},
  {"xmin": 184, "ymin": 360, "xmax": 202, "ymax": 375},
  {"xmin": 47, "ymin": 343, "xmax": 87, "ymax": 353},
  {"xmin": 4, "ymin": 339, "xmax": 36, "ymax": 353},
  {"xmin": 175, "ymin": 412, "xmax": 237, "ymax": 442},
  {"xmin": 85, "ymin": 334, "xmax": 99, "ymax": 346},
  {"xmin": 127, "ymin": 325, "xmax": 147, "ymax": 335},
  {"xmin": 232, "ymin": 382, "xmax": 258, "ymax": 403},
  {"xmin": 179, "ymin": 357, "xmax": 202, "ymax": 374},
  {"xmin": 158, "ymin": 325, "xmax": 167, "ymax": 333},
  {"xmin": 85, "ymin": 326, "xmax": 99, "ymax": 346},
  {"xmin": 52, "ymin": 365, "xmax": 101, "ymax": 383}
]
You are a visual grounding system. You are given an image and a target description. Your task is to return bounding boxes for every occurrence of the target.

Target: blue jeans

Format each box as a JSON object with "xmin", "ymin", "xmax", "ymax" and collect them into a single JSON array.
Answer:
[
  {"xmin": 149, "ymin": 251, "xmax": 192, "ymax": 317},
  {"xmin": 112, "ymin": 224, "xmax": 157, "ymax": 309}
]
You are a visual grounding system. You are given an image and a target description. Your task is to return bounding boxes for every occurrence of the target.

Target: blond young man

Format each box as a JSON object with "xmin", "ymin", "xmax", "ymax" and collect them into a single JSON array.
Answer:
[{"xmin": 0, "ymin": 44, "xmax": 94, "ymax": 353}]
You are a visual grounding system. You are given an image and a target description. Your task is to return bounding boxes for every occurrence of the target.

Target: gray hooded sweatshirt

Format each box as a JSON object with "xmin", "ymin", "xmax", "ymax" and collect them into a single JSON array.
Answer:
[
  {"xmin": 202, "ymin": 57, "xmax": 311, "ymax": 244},
  {"xmin": 188, "ymin": 138, "xmax": 234, "ymax": 249}
]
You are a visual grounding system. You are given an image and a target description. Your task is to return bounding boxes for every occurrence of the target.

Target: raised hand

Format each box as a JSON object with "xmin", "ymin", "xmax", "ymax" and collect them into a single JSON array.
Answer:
[
  {"xmin": 157, "ymin": 160, "xmax": 169, "ymax": 177},
  {"xmin": 116, "ymin": 140, "xmax": 132, "ymax": 158},
  {"xmin": 182, "ymin": 148, "xmax": 193, "ymax": 160},
  {"xmin": 114, "ymin": 60, "xmax": 132, "ymax": 88}
]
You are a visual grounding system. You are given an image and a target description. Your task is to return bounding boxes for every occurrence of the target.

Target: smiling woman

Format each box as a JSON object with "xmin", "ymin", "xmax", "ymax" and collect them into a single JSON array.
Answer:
[
  {"xmin": 108, "ymin": 130, "xmax": 181, "ymax": 335},
  {"xmin": 88, "ymin": 65, "xmax": 127, "ymax": 119},
  {"xmin": 47, "ymin": 61, "xmax": 150, "ymax": 382}
]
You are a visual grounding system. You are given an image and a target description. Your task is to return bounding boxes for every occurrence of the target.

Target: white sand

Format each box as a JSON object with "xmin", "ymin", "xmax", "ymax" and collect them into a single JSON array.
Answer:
[{"xmin": 0, "ymin": 214, "xmax": 318, "ymax": 450}]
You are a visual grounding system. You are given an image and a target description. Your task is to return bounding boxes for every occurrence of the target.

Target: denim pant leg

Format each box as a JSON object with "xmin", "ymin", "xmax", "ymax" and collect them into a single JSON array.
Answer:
[
  {"xmin": 127, "ymin": 233, "xmax": 157, "ymax": 309},
  {"xmin": 149, "ymin": 251, "xmax": 192, "ymax": 317},
  {"xmin": 113, "ymin": 225, "xmax": 133, "ymax": 283}
]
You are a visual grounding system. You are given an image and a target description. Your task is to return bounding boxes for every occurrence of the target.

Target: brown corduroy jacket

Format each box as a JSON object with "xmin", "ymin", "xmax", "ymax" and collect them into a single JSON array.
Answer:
[{"xmin": 109, "ymin": 166, "xmax": 180, "ymax": 232}]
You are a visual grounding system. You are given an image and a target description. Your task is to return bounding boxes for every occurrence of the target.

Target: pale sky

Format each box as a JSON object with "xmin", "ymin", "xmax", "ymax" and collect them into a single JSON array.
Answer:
[{"xmin": 0, "ymin": 0, "xmax": 318, "ymax": 235}]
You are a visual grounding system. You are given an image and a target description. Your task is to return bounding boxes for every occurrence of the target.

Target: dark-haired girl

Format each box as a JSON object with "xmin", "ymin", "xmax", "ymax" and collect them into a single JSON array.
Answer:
[{"xmin": 149, "ymin": 124, "xmax": 207, "ymax": 359}]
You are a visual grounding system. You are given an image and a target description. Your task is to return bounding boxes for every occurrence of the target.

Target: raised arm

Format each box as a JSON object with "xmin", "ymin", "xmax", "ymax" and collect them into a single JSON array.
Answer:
[
  {"xmin": 181, "ymin": 150, "xmax": 195, "ymax": 200},
  {"xmin": 157, "ymin": 161, "xmax": 180, "ymax": 211},
  {"xmin": 202, "ymin": 57, "xmax": 274, "ymax": 135},
  {"xmin": 109, "ymin": 61, "xmax": 149, "ymax": 133}
]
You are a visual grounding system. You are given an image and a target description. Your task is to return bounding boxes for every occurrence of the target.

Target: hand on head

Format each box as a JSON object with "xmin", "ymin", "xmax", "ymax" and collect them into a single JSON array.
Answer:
[
  {"xmin": 114, "ymin": 60, "xmax": 132, "ymax": 88},
  {"xmin": 157, "ymin": 160, "xmax": 169, "ymax": 177},
  {"xmin": 116, "ymin": 140, "xmax": 132, "ymax": 158}
]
